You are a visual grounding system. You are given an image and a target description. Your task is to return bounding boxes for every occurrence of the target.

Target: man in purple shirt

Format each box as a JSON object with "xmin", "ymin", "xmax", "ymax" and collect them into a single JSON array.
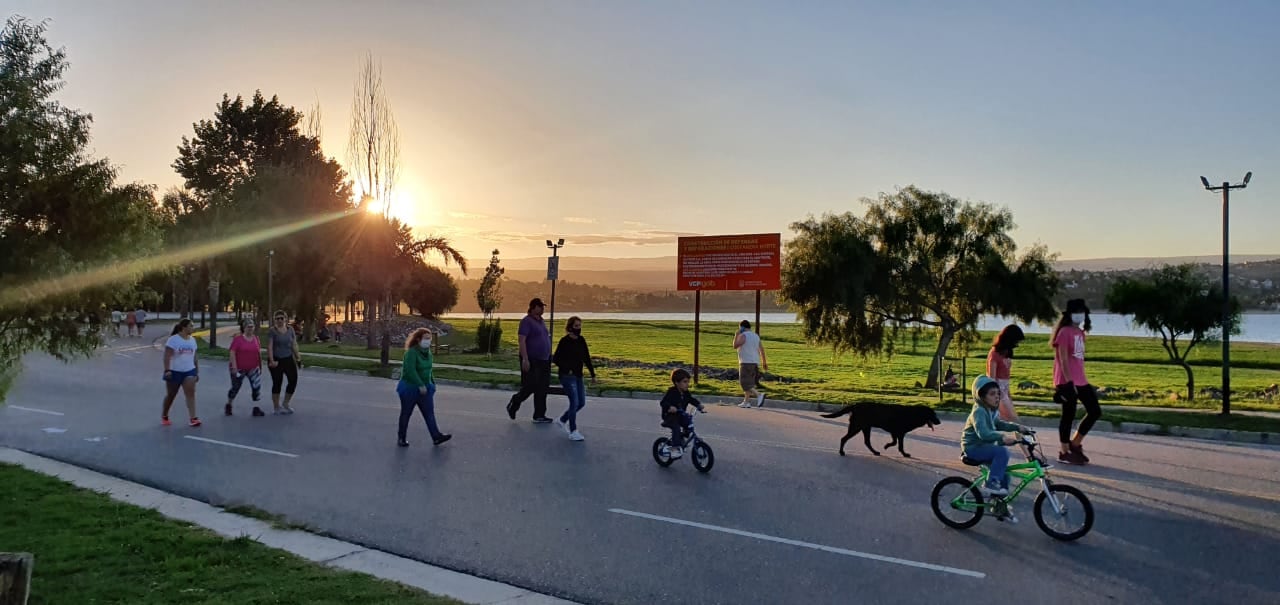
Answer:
[{"xmin": 507, "ymin": 298, "xmax": 553, "ymax": 423}]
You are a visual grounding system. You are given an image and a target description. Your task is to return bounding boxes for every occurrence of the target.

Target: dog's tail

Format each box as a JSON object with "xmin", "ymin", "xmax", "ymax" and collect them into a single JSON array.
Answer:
[{"xmin": 821, "ymin": 406, "xmax": 853, "ymax": 419}]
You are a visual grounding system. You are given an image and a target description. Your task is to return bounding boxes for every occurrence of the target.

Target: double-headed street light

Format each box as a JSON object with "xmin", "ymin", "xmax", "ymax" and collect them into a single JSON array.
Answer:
[
  {"xmin": 546, "ymin": 238, "xmax": 565, "ymax": 339},
  {"xmin": 1199, "ymin": 171, "xmax": 1252, "ymax": 416}
]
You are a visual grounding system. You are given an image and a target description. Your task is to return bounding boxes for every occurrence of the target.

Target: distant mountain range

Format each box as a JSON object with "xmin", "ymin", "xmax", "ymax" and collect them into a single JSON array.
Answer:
[{"xmin": 447, "ymin": 254, "xmax": 1280, "ymax": 291}]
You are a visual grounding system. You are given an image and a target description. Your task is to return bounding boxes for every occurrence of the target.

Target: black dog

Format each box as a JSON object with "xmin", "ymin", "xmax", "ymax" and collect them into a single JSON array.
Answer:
[{"xmin": 821, "ymin": 402, "xmax": 941, "ymax": 457}]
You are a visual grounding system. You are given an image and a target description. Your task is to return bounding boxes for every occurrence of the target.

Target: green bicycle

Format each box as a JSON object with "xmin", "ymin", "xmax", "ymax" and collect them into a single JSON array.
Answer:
[{"xmin": 930, "ymin": 429, "xmax": 1094, "ymax": 541}]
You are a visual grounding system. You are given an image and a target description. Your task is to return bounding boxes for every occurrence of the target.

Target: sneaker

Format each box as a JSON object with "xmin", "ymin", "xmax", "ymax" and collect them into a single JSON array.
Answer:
[
  {"xmin": 505, "ymin": 398, "xmax": 518, "ymax": 420},
  {"xmin": 397, "ymin": 439, "xmax": 410, "ymax": 447},
  {"xmin": 569, "ymin": 431, "xmax": 585, "ymax": 441},
  {"xmin": 982, "ymin": 481, "xmax": 1008, "ymax": 496},
  {"xmin": 161, "ymin": 417, "xmax": 171, "ymax": 427},
  {"xmin": 188, "ymin": 418, "xmax": 202, "ymax": 427},
  {"xmin": 1070, "ymin": 444, "xmax": 1090, "ymax": 464},
  {"xmin": 669, "ymin": 446, "xmax": 684, "ymax": 459},
  {"xmin": 432, "ymin": 434, "xmax": 452, "ymax": 446},
  {"xmin": 756, "ymin": 392, "xmax": 766, "ymax": 407},
  {"xmin": 531, "ymin": 416, "xmax": 552, "ymax": 424},
  {"xmin": 224, "ymin": 404, "xmax": 233, "ymax": 416},
  {"xmin": 272, "ymin": 409, "xmax": 284, "ymax": 416},
  {"xmin": 251, "ymin": 407, "xmax": 265, "ymax": 417},
  {"xmin": 737, "ymin": 402, "xmax": 751, "ymax": 408},
  {"xmin": 556, "ymin": 418, "xmax": 570, "ymax": 434},
  {"xmin": 281, "ymin": 406, "xmax": 294, "ymax": 415},
  {"xmin": 1057, "ymin": 451, "xmax": 1079, "ymax": 465}
]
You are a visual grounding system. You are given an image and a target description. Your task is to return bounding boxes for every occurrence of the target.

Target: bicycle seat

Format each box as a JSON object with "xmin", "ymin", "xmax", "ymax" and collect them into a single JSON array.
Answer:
[{"xmin": 960, "ymin": 456, "xmax": 984, "ymax": 467}]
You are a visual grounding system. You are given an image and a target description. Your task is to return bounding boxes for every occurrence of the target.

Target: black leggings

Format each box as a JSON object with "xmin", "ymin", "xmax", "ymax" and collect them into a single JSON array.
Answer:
[
  {"xmin": 1056, "ymin": 384, "xmax": 1101, "ymax": 443},
  {"xmin": 270, "ymin": 357, "xmax": 298, "ymax": 395}
]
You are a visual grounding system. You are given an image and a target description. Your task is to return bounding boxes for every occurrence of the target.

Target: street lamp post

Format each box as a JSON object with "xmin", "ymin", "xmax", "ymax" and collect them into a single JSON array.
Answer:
[
  {"xmin": 545, "ymin": 238, "xmax": 565, "ymax": 339},
  {"xmin": 1199, "ymin": 172, "xmax": 1252, "ymax": 416},
  {"xmin": 267, "ymin": 250, "xmax": 275, "ymax": 327}
]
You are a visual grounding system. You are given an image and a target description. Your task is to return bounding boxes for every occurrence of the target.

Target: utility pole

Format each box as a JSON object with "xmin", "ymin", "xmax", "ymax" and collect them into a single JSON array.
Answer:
[
  {"xmin": 545, "ymin": 238, "xmax": 564, "ymax": 339},
  {"xmin": 1199, "ymin": 172, "xmax": 1252, "ymax": 416}
]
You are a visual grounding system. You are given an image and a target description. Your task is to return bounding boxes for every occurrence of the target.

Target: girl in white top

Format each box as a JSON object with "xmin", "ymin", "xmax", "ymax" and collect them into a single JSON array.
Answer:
[{"xmin": 162, "ymin": 318, "xmax": 201, "ymax": 427}]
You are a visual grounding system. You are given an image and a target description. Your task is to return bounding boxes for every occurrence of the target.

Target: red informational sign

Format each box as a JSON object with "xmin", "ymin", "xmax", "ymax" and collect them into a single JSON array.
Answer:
[{"xmin": 677, "ymin": 233, "xmax": 782, "ymax": 291}]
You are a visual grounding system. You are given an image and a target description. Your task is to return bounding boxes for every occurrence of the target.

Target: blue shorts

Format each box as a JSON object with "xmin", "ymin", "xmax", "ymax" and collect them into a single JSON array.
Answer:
[{"xmin": 165, "ymin": 368, "xmax": 198, "ymax": 384}]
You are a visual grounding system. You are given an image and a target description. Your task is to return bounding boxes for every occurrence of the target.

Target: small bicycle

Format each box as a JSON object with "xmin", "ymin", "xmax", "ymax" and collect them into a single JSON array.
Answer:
[
  {"xmin": 930, "ymin": 429, "xmax": 1094, "ymax": 541},
  {"xmin": 652, "ymin": 409, "xmax": 714, "ymax": 473}
]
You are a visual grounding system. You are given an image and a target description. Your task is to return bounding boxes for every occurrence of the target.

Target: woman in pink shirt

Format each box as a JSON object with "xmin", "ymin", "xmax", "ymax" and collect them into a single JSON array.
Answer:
[
  {"xmin": 1052, "ymin": 299, "xmax": 1101, "ymax": 466},
  {"xmin": 226, "ymin": 319, "xmax": 265, "ymax": 417},
  {"xmin": 986, "ymin": 324, "xmax": 1024, "ymax": 422}
]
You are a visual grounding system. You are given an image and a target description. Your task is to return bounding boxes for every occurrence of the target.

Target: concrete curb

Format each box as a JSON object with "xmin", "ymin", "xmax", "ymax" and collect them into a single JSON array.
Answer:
[{"xmin": 0, "ymin": 448, "xmax": 580, "ymax": 605}]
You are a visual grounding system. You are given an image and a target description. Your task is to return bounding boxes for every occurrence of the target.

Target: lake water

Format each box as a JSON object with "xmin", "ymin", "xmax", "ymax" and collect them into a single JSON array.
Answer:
[{"xmin": 443, "ymin": 312, "xmax": 1280, "ymax": 344}]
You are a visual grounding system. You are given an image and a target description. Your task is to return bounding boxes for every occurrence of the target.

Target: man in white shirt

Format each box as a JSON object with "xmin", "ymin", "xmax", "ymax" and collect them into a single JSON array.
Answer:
[{"xmin": 733, "ymin": 320, "xmax": 768, "ymax": 408}]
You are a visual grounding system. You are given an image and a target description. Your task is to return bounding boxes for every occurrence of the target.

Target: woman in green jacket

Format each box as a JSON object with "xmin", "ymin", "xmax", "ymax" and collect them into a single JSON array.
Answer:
[{"xmin": 397, "ymin": 328, "xmax": 451, "ymax": 447}]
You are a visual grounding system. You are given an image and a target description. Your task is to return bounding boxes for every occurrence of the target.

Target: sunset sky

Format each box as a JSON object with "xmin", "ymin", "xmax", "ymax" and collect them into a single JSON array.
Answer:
[{"xmin": 11, "ymin": 1, "xmax": 1278, "ymax": 263}]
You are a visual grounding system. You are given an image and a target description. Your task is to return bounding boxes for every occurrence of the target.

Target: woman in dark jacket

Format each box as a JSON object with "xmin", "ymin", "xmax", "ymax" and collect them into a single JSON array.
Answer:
[{"xmin": 552, "ymin": 316, "xmax": 596, "ymax": 442}]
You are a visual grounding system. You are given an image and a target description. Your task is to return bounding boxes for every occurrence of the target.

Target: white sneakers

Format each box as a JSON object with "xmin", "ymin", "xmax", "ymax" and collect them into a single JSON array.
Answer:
[
  {"xmin": 569, "ymin": 431, "xmax": 585, "ymax": 441},
  {"xmin": 756, "ymin": 392, "xmax": 766, "ymax": 407}
]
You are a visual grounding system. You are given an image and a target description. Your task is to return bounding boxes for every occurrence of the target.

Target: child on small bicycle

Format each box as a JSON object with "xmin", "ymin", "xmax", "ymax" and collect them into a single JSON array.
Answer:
[
  {"xmin": 962, "ymin": 375, "xmax": 1028, "ymax": 497},
  {"xmin": 660, "ymin": 368, "xmax": 705, "ymax": 459}
]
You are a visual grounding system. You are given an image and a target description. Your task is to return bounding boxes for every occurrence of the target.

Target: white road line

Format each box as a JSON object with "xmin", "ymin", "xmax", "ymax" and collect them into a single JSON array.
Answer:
[
  {"xmin": 608, "ymin": 508, "xmax": 986, "ymax": 579},
  {"xmin": 10, "ymin": 405, "xmax": 65, "ymax": 416},
  {"xmin": 183, "ymin": 436, "xmax": 299, "ymax": 458}
]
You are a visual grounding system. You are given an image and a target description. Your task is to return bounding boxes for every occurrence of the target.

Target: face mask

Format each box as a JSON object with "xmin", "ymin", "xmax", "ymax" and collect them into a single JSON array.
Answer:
[
  {"xmin": 1071, "ymin": 313, "xmax": 1085, "ymax": 325},
  {"xmin": 569, "ymin": 327, "xmax": 581, "ymax": 335},
  {"xmin": 420, "ymin": 339, "xmax": 432, "ymax": 349}
]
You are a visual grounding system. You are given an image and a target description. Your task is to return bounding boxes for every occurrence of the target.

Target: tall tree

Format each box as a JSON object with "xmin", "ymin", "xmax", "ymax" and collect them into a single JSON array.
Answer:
[
  {"xmin": 0, "ymin": 16, "xmax": 161, "ymax": 399},
  {"xmin": 173, "ymin": 91, "xmax": 335, "ymax": 345},
  {"xmin": 1105, "ymin": 264, "xmax": 1241, "ymax": 404},
  {"xmin": 476, "ymin": 249, "xmax": 505, "ymax": 322},
  {"xmin": 403, "ymin": 263, "xmax": 459, "ymax": 319},
  {"xmin": 780, "ymin": 186, "xmax": 1060, "ymax": 388},
  {"xmin": 346, "ymin": 52, "xmax": 400, "ymax": 218}
]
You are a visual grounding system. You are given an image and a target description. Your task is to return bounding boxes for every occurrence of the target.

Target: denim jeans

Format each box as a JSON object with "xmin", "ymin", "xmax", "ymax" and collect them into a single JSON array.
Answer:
[
  {"xmin": 964, "ymin": 443, "xmax": 1010, "ymax": 488},
  {"xmin": 558, "ymin": 374, "xmax": 586, "ymax": 431},
  {"xmin": 397, "ymin": 381, "xmax": 442, "ymax": 441}
]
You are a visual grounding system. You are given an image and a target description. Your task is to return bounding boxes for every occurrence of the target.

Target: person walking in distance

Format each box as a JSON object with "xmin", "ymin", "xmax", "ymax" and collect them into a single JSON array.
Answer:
[
  {"xmin": 267, "ymin": 311, "xmax": 302, "ymax": 415},
  {"xmin": 552, "ymin": 316, "xmax": 596, "ymax": 441},
  {"xmin": 161, "ymin": 318, "xmax": 201, "ymax": 427},
  {"xmin": 733, "ymin": 320, "xmax": 768, "ymax": 408},
  {"xmin": 506, "ymin": 298, "xmax": 553, "ymax": 423},
  {"xmin": 225, "ymin": 319, "xmax": 264, "ymax": 417},
  {"xmin": 134, "ymin": 306, "xmax": 147, "ymax": 337},
  {"xmin": 1052, "ymin": 299, "xmax": 1101, "ymax": 465},
  {"xmin": 125, "ymin": 306, "xmax": 137, "ymax": 337},
  {"xmin": 986, "ymin": 324, "xmax": 1025, "ymax": 422},
  {"xmin": 396, "ymin": 328, "xmax": 451, "ymax": 447}
]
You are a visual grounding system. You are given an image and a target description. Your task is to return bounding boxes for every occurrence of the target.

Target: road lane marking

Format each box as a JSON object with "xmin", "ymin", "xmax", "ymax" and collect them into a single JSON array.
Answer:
[
  {"xmin": 10, "ymin": 405, "xmax": 65, "ymax": 416},
  {"xmin": 608, "ymin": 508, "xmax": 986, "ymax": 579},
  {"xmin": 184, "ymin": 436, "xmax": 299, "ymax": 458},
  {"xmin": 41, "ymin": 427, "xmax": 67, "ymax": 434}
]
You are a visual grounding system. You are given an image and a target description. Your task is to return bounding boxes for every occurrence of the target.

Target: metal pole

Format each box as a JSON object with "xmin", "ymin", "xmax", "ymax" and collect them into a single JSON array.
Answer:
[
  {"xmin": 549, "ymin": 246, "xmax": 557, "ymax": 341},
  {"xmin": 267, "ymin": 251, "xmax": 274, "ymax": 323},
  {"xmin": 754, "ymin": 290, "xmax": 761, "ymax": 338},
  {"xmin": 693, "ymin": 290, "xmax": 701, "ymax": 385},
  {"xmin": 1221, "ymin": 184, "xmax": 1231, "ymax": 416}
]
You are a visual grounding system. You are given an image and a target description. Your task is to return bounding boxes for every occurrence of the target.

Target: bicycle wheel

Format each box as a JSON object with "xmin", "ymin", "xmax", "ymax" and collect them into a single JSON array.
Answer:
[
  {"xmin": 691, "ymin": 441, "xmax": 714, "ymax": 473},
  {"xmin": 1034, "ymin": 484, "xmax": 1094, "ymax": 541},
  {"xmin": 931, "ymin": 476, "xmax": 985, "ymax": 529},
  {"xmin": 652, "ymin": 438, "xmax": 676, "ymax": 467}
]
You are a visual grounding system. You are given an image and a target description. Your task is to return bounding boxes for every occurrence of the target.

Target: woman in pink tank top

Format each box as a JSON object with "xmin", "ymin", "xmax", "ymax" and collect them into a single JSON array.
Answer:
[{"xmin": 986, "ymin": 324, "xmax": 1024, "ymax": 422}]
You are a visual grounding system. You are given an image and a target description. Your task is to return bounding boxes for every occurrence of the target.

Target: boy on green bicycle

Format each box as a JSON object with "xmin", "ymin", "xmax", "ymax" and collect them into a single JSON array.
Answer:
[{"xmin": 962, "ymin": 376, "xmax": 1028, "ymax": 496}]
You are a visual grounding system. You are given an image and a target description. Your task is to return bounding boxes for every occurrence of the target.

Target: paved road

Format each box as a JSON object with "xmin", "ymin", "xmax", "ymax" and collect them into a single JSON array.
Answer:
[{"xmin": 3, "ymin": 329, "xmax": 1279, "ymax": 605}]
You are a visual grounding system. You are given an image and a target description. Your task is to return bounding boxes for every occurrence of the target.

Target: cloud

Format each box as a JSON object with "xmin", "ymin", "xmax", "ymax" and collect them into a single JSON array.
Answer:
[
  {"xmin": 564, "ymin": 216, "xmax": 597, "ymax": 224},
  {"xmin": 447, "ymin": 211, "xmax": 496, "ymax": 221},
  {"xmin": 622, "ymin": 220, "xmax": 650, "ymax": 228},
  {"xmin": 470, "ymin": 229, "xmax": 704, "ymax": 247}
]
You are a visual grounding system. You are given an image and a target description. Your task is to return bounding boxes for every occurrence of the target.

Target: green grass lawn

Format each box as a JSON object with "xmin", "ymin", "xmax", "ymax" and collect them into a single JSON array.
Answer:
[
  {"xmin": 292, "ymin": 318, "xmax": 1280, "ymax": 411},
  {"xmin": 0, "ymin": 463, "xmax": 458, "ymax": 605}
]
